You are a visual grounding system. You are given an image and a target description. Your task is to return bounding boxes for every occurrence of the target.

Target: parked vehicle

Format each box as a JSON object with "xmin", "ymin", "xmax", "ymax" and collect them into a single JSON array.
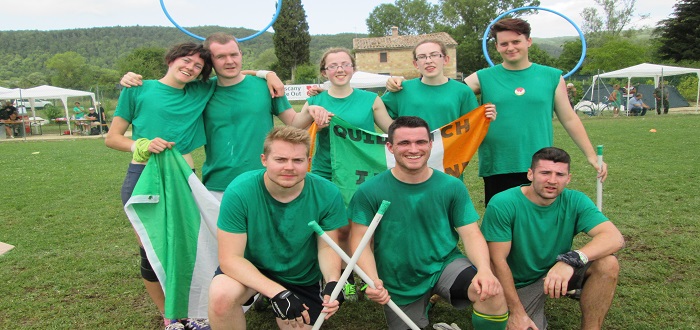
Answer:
[
  {"xmin": 27, "ymin": 116, "xmax": 50, "ymax": 125},
  {"xmin": 13, "ymin": 99, "xmax": 54, "ymax": 108}
]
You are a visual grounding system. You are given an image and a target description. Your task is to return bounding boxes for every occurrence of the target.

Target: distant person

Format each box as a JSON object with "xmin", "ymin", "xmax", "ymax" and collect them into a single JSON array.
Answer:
[
  {"xmin": 481, "ymin": 147, "xmax": 624, "ymax": 330},
  {"xmin": 85, "ymin": 107, "xmax": 105, "ymax": 135},
  {"xmin": 608, "ymin": 84, "xmax": 623, "ymax": 117},
  {"xmin": 566, "ymin": 83, "xmax": 577, "ymax": 108},
  {"xmin": 462, "ymin": 18, "xmax": 607, "ymax": 205},
  {"xmin": 208, "ymin": 126, "xmax": 345, "ymax": 329},
  {"xmin": 1, "ymin": 101, "xmax": 19, "ymax": 138},
  {"xmin": 73, "ymin": 102, "xmax": 85, "ymax": 119},
  {"xmin": 627, "ymin": 93, "xmax": 649, "ymax": 116},
  {"xmin": 6, "ymin": 110, "xmax": 24, "ymax": 137},
  {"xmin": 348, "ymin": 116, "xmax": 508, "ymax": 330},
  {"xmin": 654, "ymin": 83, "xmax": 670, "ymax": 114},
  {"xmin": 105, "ymin": 41, "xmax": 215, "ymax": 329},
  {"xmin": 95, "ymin": 102, "xmax": 107, "ymax": 123}
]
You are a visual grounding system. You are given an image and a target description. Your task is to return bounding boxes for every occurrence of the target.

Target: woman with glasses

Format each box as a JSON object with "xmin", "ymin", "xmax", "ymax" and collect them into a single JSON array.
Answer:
[
  {"xmin": 382, "ymin": 39, "xmax": 495, "ymax": 130},
  {"xmin": 297, "ymin": 48, "xmax": 393, "ymax": 181}
]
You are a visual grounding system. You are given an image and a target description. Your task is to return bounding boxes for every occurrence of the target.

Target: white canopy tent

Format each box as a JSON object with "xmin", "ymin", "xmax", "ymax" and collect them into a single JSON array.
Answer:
[
  {"xmin": 322, "ymin": 71, "xmax": 400, "ymax": 89},
  {"xmin": 0, "ymin": 85, "xmax": 97, "ymax": 132},
  {"xmin": 592, "ymin": 63, "xmax": 700, "ymax": 112}
]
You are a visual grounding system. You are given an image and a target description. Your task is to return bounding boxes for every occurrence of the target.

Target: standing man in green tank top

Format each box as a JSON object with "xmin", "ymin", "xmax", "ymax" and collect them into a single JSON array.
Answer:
[{"xmin": 463, "ymin": 18, "xmax": 608, "ymax": 205}]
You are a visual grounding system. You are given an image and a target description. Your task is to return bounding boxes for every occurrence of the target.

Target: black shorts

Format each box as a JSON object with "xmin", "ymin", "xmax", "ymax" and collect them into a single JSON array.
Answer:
[
  {"xmin": 483, "ymin": 172, "xmax": 529, "ymax": 206},
  {"xmin": 214, "ymin": 266, "xmax": 325, "ymax": 323}
]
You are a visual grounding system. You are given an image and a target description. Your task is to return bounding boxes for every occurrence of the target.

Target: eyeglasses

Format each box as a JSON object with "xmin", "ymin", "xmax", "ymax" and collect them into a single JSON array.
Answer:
[
  {"xmin": 415, "ymin": 53, "xmax": 444, "ymax": 62},
  {"xmin": 324, "ymin": 63, "xmax": 354, "ymax": 71}
]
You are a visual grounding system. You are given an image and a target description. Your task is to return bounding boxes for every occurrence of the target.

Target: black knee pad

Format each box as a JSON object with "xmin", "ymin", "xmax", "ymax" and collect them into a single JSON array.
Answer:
[
  {"xmin": 450, "ymin": 266, "xmax": 477, "ymax": 301},
  {"xmin": 139, "ymin": 247, "xmax": 159, "ymax": 282}
]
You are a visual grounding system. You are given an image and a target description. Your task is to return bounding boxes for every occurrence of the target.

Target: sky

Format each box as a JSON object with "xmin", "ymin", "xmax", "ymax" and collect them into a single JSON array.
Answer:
[{"xmin": 2, "ymin": 0, "xmax": 675, "ymax": 38}]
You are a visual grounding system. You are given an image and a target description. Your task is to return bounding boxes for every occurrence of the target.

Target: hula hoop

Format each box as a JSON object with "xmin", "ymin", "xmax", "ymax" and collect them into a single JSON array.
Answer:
[
  {"xmin": 160, "ymin": 0, "xmax": 282, "ymax": 42},
  {"xmin": 482, "ymin": 6, "xmax": 586, "ymax": 78}
]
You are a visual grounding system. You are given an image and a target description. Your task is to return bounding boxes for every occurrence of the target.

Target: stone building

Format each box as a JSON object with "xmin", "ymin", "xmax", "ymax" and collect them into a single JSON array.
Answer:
[{"xmin": 352, "ymin": 27, "xmax": 458, "ymax": 79}]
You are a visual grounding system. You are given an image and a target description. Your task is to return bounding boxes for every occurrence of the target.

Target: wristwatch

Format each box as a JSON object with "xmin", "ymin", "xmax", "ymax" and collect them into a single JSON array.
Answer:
[{"xmin": 574, "ymin": 250, "xmax": 589, "ymax": 265}]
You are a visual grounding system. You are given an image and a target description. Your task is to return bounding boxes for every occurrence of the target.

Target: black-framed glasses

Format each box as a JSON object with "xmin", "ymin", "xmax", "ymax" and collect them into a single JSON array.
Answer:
[
  {"xmin": 324, "ymin": 63, "xmax": 354, "ymax": 71},
  {"xmin": 415, "ymin": 53, "xmax": 444, "ymax": 61}
]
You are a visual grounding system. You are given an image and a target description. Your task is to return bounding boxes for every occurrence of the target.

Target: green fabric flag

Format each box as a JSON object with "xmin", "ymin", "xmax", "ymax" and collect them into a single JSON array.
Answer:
[{"xmin": 124, "ymin": 149, "xmax": 220, "ymax": 319}]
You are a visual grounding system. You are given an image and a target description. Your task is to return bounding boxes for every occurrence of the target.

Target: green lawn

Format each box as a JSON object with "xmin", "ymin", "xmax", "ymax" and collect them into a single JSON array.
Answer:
[{"xmin": 1, "ymin": 114, "xmax": 698, "ymax": 329}]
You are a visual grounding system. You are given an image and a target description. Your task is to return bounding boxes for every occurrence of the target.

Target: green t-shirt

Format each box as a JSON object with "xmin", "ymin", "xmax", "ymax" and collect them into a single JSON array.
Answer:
[
  {"xmin": 218, "ymin": 169, "xmax": 348, "ymax": 286},
  {"xmin": 73, "ymin": 106, "xmax": 84, "ymax": 119},
  {"xmin": 475, "ymin": 64, "xmax": 561, "ymax": 177},
  {"xmin": 114, "ymin": 80, "xmax": 215, "ymax": 155},
  {"xmin": 611, "ymin": 90, "xmax": 623, "ymax": 107},
  {"xmin": 348, "ymin": 170, "xmax": 480, "ymax": 305},
  {"xmin": 307, "ymin": 89, "xmax": 377, "ymax": 180},
  {"xmin": 480, "ymin": 186, "xmax": 609, "ymax": 288},
  {"xmin": 201, "ymin": 76, "xmax": 292, "ymax": 191},
  {"xmin": 381, "ymin": 78, "xmax": 479, "ymax": 130}
]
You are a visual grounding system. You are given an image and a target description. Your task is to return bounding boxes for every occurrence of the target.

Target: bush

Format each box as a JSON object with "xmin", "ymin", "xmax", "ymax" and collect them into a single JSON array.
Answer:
[
  {"xmin": 42, "ymin": 104, "xmax": 62, "ymax": 120},
  {"xmin": 677, "ymin": 75, "xmax": 698, "ymax": 102},
  {"xmin": 293, "ymin": 64, "xmax": 319, "ymax": 84}
]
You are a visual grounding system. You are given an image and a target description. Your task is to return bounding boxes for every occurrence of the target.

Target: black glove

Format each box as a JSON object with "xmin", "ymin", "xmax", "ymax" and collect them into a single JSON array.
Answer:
[
  {"xmin": 322, "ymin": 281, "xmax": 345, "ymax": 306},
  {"xmin": 270, "ymin": 290, "xmax": 306, "ymax": 321},
  {"xmin": 556, "ymin": 251, "xmax": 585, "ymax": 268}
]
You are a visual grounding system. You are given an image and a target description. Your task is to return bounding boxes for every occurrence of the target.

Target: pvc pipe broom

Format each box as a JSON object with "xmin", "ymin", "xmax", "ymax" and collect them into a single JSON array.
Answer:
[{"xmin": 308, "ymin": 201, "xmax": 420, "ymax": 330}]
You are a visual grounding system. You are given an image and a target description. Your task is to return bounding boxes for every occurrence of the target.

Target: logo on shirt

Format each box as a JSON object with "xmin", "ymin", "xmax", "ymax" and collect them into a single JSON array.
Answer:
[{"xmin": 514, "ymin": 87, "xmax": 525, "ymax": 96}]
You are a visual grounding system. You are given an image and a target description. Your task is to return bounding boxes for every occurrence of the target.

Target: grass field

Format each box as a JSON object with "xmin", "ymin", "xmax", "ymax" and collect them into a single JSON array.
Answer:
[{"xmin": 1, "ymin": 114, "xmax": 699, "ymax": 329}]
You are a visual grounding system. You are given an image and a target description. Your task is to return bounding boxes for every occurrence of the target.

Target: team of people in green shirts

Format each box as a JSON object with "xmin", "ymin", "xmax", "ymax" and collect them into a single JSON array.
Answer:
[{"xmin": 109, "ymin": 17, "xmax": 623, "ymax": 330}]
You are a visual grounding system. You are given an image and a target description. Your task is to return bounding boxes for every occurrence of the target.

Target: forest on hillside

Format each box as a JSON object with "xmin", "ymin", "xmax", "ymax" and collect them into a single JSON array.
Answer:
[{"xmin": 0, "ymin": 26, "xmax": 361, "ymax": 94}]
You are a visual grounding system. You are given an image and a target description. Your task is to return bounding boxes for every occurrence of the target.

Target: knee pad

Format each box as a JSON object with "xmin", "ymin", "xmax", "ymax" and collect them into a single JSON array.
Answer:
[
  {"xmin": 450, "ymin": 266, "xmax": 477, "ymax": 301},
  {"xmin": 139, "ymin": 247, "xmax": 159, "ymax": 282}
]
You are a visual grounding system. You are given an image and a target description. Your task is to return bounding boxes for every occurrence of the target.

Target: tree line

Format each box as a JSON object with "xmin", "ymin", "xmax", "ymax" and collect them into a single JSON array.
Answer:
[
  {"xmin": 0, "ymin": 24, "xmax": 357, "ymax": 97},
  {"xmin": 2, "ymin": 0, "xmax": 698, "ymax": 102}
]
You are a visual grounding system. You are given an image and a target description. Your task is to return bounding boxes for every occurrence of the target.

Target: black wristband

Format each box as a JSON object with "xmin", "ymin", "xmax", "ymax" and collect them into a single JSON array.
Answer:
[
  {"xmin": 323, "ymin": 281, "xmax": 338, "ymax": 296},
  {"xmin": 322, "ymin": 281, "xmax": 345, "ymax": 305},
  {"xmin": 556, "ymin": 250, "xmax": 585, "ymax": 268}
]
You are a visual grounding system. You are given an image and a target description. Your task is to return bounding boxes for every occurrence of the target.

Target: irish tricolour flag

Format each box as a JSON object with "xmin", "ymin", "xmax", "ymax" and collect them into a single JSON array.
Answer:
[
  {"xmin": 314, "ymin": 104, "xmax": 490, "ymax": 204},
  {"xmin": 124, "ymin": 149, "xmax": 220, "ymax": 319}
]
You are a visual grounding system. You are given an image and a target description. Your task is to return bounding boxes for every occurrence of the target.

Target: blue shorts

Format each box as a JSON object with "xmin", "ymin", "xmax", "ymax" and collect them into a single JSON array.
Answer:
[{"xmin": 120, "ymin": 163, "xmax": 146, "ymax": 205}]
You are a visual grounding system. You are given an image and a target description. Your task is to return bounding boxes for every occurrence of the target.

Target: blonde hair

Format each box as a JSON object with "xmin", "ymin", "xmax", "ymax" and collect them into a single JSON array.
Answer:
[
  {"xmin": 203, "ymin": 32, "xmax": 241, "ymax": 51},
  {"xmin": 263, "ymin": 126, "xmax": 311, "ymax": 156}
]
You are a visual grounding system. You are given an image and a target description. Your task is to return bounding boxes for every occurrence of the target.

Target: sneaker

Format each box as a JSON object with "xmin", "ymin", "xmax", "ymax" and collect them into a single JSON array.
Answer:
[
  {"xmin": 566, "ymin": 289, "xmax": 582, "ymax": 300},
  {"xmin": 343, "ymin": 282, "xmax": 357, "ymax": 302},
  {"xmin": 164, "ymin": 321, "xmax": 185, "ymax": 330},
  {"xmin": 183, "ymin": 318, "xmax": 211, "ymax": 330}
]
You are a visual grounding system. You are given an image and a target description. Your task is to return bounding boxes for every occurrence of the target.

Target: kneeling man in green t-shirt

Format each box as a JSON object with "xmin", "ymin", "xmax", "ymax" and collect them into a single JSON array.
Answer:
[
  {"xmin": 209, "ymin": 126, "xmax": 347, "ymax": 329},
  {"xmin": 348, "ymin": 116, "xmax": 509, "ymax": 330},
  {"xmin": 481, "ymin": 147, "xmax": 625, "ymax": 330}
]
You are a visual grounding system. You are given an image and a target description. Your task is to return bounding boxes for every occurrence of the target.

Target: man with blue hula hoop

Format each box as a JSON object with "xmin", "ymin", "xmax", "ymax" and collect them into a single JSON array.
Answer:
[{"xmin": 463, "ymin": 18, "xmax": 608, "ymax": 206}]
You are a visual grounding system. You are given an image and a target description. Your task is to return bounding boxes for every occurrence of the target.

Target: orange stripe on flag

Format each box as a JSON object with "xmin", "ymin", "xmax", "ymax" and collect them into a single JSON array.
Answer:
[{"xmin": 439, "ymin": 104, "xmax": 490, "ymax": 177}]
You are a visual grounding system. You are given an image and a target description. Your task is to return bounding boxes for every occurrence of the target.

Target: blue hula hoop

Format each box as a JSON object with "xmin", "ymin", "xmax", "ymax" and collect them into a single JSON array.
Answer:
[
  {"xmin": 482, "ymin": 6, "xmax": 586, "ymax": 78},
  {"xmin": 160, "ymin": 0, "xmax": 282, "ymax": 42}
]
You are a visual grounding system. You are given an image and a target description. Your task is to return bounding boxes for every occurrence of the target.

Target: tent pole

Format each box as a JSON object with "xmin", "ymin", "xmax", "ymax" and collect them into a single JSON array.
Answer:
[
  {"xmin": 696, "ymin": 73, "xmax": 699, "ymax": 114},
  {"xmin": 19, "ymin": 89, "xmax": 27, "ymax": 141}
]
